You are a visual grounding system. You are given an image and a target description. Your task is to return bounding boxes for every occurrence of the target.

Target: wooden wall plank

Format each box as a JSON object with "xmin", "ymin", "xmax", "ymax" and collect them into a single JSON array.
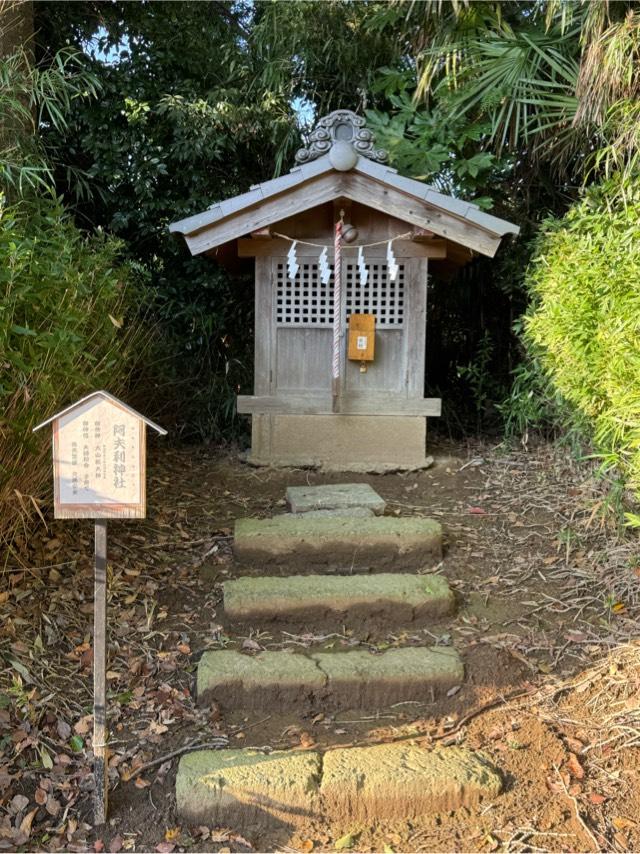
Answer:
[
  {"xmin": 254, "ymin": 257, "xmax": 272, "ymax": 395},
  {"xmin": 238, "ymin": 238, "xmax": 447, "ymax": 259},
  {"xmin": 345, "ymin": 330, "xmax": 405, "ymax": 394},
  {"xmin": 237, "ymin": 393, "xmax": 442, "ymax": 417},
  {"xmin": 406, "ymin": 258, "xmax": 428, "ymax": 399},
  {"xmin": 275, "ymin": 328, "xmax": 333, "ymax": 392}
]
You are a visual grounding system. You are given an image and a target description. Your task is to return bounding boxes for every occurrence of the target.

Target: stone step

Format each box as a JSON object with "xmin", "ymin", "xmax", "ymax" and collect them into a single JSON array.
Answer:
[
  {"xmin": 197, "ymin": 646, "xmax": 463, "ymax": 712},
  {"xmin": 286, "ymin": 483, "xmax": 386, "ymax": 514},
  {"xmin": 176, "ymin": 744, "xmax": 502, "ymax": 834},
  {"xmin": 233, "ymin": 515, "xmax": 442, "ymax": 570},
  {"xmin": 282, "ymin": 506, "xmax": 375, "ymax": 519},
  {"xmin": 223, "ymin": 572, "xmax": 455, "ymax": 629}
]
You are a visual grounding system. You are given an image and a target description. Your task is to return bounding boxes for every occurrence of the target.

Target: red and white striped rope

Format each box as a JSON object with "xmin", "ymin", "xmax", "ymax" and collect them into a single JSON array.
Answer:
[{"xmin": 332, "ymin": 219, "xmax": 343, "ymax": 384}]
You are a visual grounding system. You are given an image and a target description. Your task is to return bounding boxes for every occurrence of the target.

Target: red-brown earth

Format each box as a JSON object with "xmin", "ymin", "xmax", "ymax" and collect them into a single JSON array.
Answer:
[{"xmin": 1, "ymin": 439, "xmax": 640, "ymax": 853}]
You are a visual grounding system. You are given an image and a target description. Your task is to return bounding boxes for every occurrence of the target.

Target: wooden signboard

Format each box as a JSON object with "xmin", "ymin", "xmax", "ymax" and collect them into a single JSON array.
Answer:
[
  {"xmin": 35, "ymin": 391, "xmax": 166, "ymax": 520},
  {"xmin": 34, "ymin": 391, "xmax": 166, "ymax": 826}
]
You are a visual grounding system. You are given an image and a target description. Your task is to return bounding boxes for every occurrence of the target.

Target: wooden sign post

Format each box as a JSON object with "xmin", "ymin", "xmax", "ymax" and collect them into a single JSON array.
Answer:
[{"xmin": 34, "ymin": 391, "xmax": 167, "ymax": 825}]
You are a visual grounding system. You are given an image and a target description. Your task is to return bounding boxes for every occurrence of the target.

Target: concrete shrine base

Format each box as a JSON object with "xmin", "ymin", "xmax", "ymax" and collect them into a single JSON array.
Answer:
[{"xmin": 248, "ymin": 413, "xmax": 432, "ymax": 471}]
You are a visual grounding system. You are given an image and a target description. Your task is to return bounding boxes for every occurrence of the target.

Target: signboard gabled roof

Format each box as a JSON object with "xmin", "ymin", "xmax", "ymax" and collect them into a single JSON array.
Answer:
[{"xmin": 33, "ymin": 390, "xmax": 168, "ymax": 435}]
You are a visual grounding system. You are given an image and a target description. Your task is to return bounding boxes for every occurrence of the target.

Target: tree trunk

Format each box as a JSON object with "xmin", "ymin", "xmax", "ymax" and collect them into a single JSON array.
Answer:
[{"xmin": 0, "ymin": 1, "xmax": 34, "ymax": 61}]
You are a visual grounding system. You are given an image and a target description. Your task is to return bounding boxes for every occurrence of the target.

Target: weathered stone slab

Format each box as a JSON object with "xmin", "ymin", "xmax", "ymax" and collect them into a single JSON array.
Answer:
[
  {"xmin": 286, "ymin": 483, "xmax": 386, "ymax": 514},
  {"xmin": 320, "ymin": 744, "xmax": 502, "ymax": 821},
  {"xmin": 197, "ymin": 646, "xmax": 463, "ymax": 711},
  {"xmin": 197, "ymin": 649, "xmax": 324, "ymax": 711},
  {"xmin": 233, "ymin": 515, "xmax": 442, "ymax": 571},
  {"xmin": 314, "ymin": 646, "xmax": 463, "ymax": 708},
  {"xmin": 281, "ymin": 507, "xmax": 375, "ymax": 519},
  {"xmin": 176, "ymin": 749, "xmax": 321, "ymax": 832},
  {"xmin": 176, "ymin": 745, "xmax": 502, "ymax": 832},
  {"xmin": 223, "ymin": 573, "xmax": 455, "ymax": 629}
]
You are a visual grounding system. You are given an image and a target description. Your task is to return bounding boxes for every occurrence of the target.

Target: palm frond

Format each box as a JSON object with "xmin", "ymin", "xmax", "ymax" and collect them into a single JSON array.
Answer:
[
  {"xmin": 574, "ymin": 10, "xmax": 640, "ymax": 127},
  {"xmin": 433, "ymin": 27, "xmax": 580, "ymax": 152}
]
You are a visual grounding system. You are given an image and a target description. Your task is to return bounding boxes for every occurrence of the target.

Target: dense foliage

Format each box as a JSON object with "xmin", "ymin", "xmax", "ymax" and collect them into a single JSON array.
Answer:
[
  {"xmin": 0, "ymin": 196, "xmax": 150, "ymax": 551},
  {"xmin": 0, "ymin": 42, "xmax": 151, "ymax": 553},
  {"xmin": 522, "ymin": 177, "xmax": 640, "ymax": 507},
  {"xmin": 4, "ymin": 0, "xmax": 640, "ymax": 451},
  {"xmin": 36, "ymin": 1, "xmax": 298, "ymax": 439}
]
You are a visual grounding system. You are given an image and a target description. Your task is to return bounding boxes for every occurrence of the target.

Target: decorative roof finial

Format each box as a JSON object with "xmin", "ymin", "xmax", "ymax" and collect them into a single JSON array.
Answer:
[{"xmin": 295, "ymin": 109, "xmax": 388, "ymax": 166}]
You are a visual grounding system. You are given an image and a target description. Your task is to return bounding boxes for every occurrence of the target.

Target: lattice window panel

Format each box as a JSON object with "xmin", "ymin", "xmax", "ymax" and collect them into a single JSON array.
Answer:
[
  {"xmin": 345, "ymin": 263, "xmax": 405, "ymax": 328},
  {"xmin": 275, "ymin": 261, "xmax": 405, "ymax": 328},
  {"xmin": 276, "ymin": 262, "xmax": 334, "ymax": 327}
]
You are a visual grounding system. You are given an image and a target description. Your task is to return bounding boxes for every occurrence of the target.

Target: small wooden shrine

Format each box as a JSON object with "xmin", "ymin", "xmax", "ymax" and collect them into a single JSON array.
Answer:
[{"xmin": 169, "ymin": 110, "xmax": 519, "ymax": 469}]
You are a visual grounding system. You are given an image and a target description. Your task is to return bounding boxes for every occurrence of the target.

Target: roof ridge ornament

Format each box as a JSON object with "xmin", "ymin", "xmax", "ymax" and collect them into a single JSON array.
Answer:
[{"xmin": 295, "ymin": 109, "xmax": 388, "ymax": 166}]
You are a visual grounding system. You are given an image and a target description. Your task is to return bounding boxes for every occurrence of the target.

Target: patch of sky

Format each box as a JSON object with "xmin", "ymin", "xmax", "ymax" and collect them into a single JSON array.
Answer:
[
  {"xmin": 292, "ymin": 97, "xmax": 316, "ymax": 129},
  {"xmin": 82, "ymin": 27, "xmax": 127, "ymax": 65}
]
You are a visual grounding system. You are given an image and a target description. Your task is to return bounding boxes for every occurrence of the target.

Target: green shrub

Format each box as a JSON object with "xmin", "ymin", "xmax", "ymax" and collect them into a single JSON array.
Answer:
[
  {"xmin": 0, "ymin": 195, "xmax": 151, "ymax": 553},
  {"xmin": 522, "ymin": 176, "xmax": 640, "ymax": 496}
]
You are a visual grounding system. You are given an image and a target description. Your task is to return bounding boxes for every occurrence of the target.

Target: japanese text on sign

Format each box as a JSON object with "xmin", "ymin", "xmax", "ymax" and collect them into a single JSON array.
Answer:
[{"xmin": 54, "ymin": 396, "xmax": 143, "ymax": 516}]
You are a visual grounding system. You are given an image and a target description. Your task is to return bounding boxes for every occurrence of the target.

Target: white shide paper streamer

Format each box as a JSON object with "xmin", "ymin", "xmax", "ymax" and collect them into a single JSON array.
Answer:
[{"xmin": 287, "ymin": 240, "xmax": 299, "ymax": 283}]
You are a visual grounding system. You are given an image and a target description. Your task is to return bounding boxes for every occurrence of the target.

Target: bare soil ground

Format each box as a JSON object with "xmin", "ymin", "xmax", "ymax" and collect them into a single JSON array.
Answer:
[{"xmin": 2, "ymin": 439, "xmax": 640, "ymax": 853}]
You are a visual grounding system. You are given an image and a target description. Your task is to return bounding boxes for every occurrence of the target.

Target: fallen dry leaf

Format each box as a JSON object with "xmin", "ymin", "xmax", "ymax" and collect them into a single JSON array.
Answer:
[
  {"xmin": 10, "ymin": 794, "xmax": 29, "ymax": 814},
  {"xmin": 564, "ymin": 736, "xmax": 585, "ymax": 753},
  {"xmin": 45, "ymin": 795, "xmax": 61, "ymax": 817},
  {"xmin": 334, "ymin": 832, "xmax": 359, "ymax": 851},
  {"xmin": 74, "ymin": 714, "xmax": 92, "ymax": 735},
  {"xmin": 546, "ymin": 772, "xmax": 570, "ymax": 794},
  {"xmin": 566, "ymin": 753, "xmax": 585, "ymax": 780},
  {"xmin": 19, "ymin": 808, "xmax": 38, "ymax": 836},
  {"xmin": 612, "ymin": 817, "xmax": 636, "ymax": 831},
  {"xmin": 483, "ymin": 833, "xmax": 500, "ymax": 852},
  {"xmin": 57, "ymin": 719, "xmax": 71, "ymax": 740}
]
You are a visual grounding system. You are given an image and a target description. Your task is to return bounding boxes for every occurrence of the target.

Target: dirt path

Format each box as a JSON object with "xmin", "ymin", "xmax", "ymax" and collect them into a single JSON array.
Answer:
[{"xmin": 2, "ymin": 440, "xmax": 640, "ymax": 852}]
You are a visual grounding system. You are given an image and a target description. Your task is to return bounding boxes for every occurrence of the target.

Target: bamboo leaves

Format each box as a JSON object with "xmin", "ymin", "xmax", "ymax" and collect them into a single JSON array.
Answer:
[{"xmin": 524, "ymin": 177, "xmax": 640, "ymax": 497}]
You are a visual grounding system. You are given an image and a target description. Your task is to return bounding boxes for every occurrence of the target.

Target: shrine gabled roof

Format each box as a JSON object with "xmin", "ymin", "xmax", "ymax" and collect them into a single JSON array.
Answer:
[{"xmin": 168, "ymin": 109, "xmax": 519, "ymax": 259}]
